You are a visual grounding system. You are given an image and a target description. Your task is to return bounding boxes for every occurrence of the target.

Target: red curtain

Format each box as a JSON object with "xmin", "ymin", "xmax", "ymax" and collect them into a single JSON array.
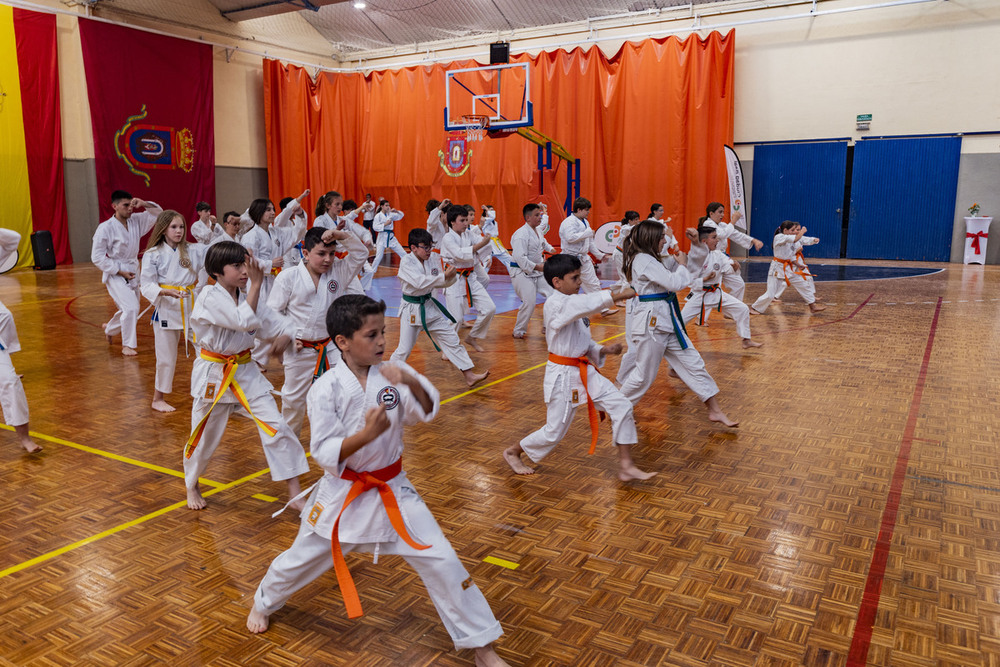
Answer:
[
  {"xmin": 79, "ymin": 19, "xmax": 215, "ymax": 232},
  {"xmin": 12, "ymin": 8, "xmax": 71, "ymax": 264},
  {"xmin": 264, "ymin": 31, "xmax": 734, "ymax": 249}
]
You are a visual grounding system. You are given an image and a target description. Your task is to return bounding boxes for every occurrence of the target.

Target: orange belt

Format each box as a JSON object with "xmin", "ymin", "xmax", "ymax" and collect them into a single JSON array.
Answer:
[
  {"xmin": 547, "ymin": 353, "xmax": 606, "ymax": 454},
  {"xmin": 778, "ymin": 257, "xmax": 813, "ymax": 285},
  {"xmin": 185, "ymin": 348, "xmax": 278, "ymax": 459},
  {"xmin": 299, "ymin": 337, "xmax": 333, "ymax": 381},
  {"xmin": 331, "ymin": 458, "xmax": 430, "ymax": 618},
  {"xmin": 446, "ymin": 265, "xmax": 475, "ymax": 307}
]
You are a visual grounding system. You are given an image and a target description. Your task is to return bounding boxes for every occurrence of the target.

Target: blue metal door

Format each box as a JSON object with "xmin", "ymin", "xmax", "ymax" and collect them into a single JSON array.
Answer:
[
  {"xmin": 749, "ymin": 141, "xmax": 848, "ymax": 258},
  {"xmin": 846, "ymin": 137, "xmax": 961, "ymax": 261}
]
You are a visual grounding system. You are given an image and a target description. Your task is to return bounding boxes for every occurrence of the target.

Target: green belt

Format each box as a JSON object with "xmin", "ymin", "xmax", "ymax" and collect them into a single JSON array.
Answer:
[
  {"xmin": 401, "ymin": 293, "xmax": 456, "ymax": 351},
  {"xmin": 637, "ymin": 291, "xmax": 689, "ymax": 350}
]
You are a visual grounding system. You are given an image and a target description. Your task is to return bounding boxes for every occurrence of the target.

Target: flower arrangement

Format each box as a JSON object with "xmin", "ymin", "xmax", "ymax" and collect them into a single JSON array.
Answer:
[{"xmin": 969, "ymin": 202, "xmax": 981, "ymax": 216}]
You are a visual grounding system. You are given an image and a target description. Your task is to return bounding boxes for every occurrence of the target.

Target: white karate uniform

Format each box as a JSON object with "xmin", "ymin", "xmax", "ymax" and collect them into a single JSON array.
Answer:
[
  {"xmin": 390, "ymin": 252, "xmax": 473, "ymax": 371},
  {"xmin": 332, "ymin": 214, "xmax": 376, "ymax": 295},
  {"xmin": 370, "ymin": 210, "xmax": 407, "ymax": 270},
  {"xmin": 509, "ymin": 223, "xmax": 554, "ymax": 337},
  {"xmin": 190, "ymin": 219, "xmax": 223, "ymax": 245},
  {"xmin": 185, "ymin": 283, "xmax": 308, "ymax": 488},
  {"xmin": 702, "ymin": 220, "xmax": 758, "ymax": 301},
  {"xmin": 267, "ymin": 232, "xmax": 368, "ymax": 437},
  {"xmin": 240, "ymin": 207, "xmax": 307, "ymax": 364},
  {"xmin": 0, "ymin": 230, "xmax": 27, "ymax": 427},
  {"xmin": 252, "ymin": 361, "xmax": 503, "ymax": 650},
  {"xmin": 440, "ymin": 229, "xmax": 496, "ymax": 340},
  {"xmin": 559, "ymin": 214, "xmax": 603, "ymax": 293},
  {"xmin": 618, "ymin": 254, "xmax": 719, "ymax": 404},
  {"xmin": 139, "ymin": 243, "xmax": 208, "ymax": 394},
  {"xmin": 519, "ymin": 290, "xmax": 637, "ymax": 463},
  {"xmin": 90, "ymin": 203, "xmax": 161, "ymax": 349},
  {"xmin": 680, "ymin": 249, "xmax": 752, "ymax": 339},
  {"xmin": 280, "ymin": 210, "xmax": 309, "ymax": 269},
  {"xmin": 0, "ymin": 230, "xmax": 22, "ymax": 354},
  {"xmin": 426, "ymin": 208, "xmax": 447, "ymax": 248},
  {"xmin": 751, "ymin": 234, "xmax": 818, "ymax": 313}
]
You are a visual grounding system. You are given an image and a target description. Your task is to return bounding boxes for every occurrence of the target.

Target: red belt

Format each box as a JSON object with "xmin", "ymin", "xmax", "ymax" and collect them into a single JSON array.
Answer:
[
  {"xmin": 547, "ymin": 353, "xmax": 606, "ymax": 454},
  {"xmin": 330, "ymin": 458, "xmax": 430, "ymax": 618}
]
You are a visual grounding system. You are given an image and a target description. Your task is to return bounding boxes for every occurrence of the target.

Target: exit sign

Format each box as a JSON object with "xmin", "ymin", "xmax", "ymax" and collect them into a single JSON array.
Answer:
[{"xmin": 856, "ymin": 113, "xmax": 873, "ymax": 122}]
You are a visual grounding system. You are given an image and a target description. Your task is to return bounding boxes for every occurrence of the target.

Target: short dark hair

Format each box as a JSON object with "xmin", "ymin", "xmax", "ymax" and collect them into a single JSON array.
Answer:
[
  {"xmin": 196, "ymin": 201, "xmax": 212, "ymax": 213},
  {"xmin": 343, "ymin": 199, "xmax": 357, "ymax": 211},
  {"xmin": 302, "ymin": 226, "xmax": 333, "ymax": 251},
  {"xmin": 204, "ymin": 241, "xmax": 248, "ymax": 279},
  {"xmin": 445, "ymin": 204, "xmax": 467, "ymax": 227},
  {"xmin": 222, "ymin": 211, "xmax": 240, "ymax": 224},
  {"xmin": 279, "ymin": 197, "xmax": 294, "ymax": 210},
  {"xmin": 408, "ymin": 228, "xmax": 433, "ymax": 248},
  {"xmin": 522, "ymin": 203, "xmax": 541, "ymax": 219},
  {"xmin": 698, "ymin": 225, "xmax": 717, "ymax": 241},
  {"xmin": 572, "ymin": 197, "xmax": 591, "ymax": 213},
  {"xmin": 543, "ymin": 253, "xmax": 581, "ymax": 287},
  {"xmin": 248, "ymin": 198, "xmax": 273, "ymax": 225},
  {"xmin": 111, "ymin": 190, "xmax": 132, "ymax": 204},
  {"xmin": 426, "ymin": 199, "xmax": 441, "ymax": 213},
  {"xmin": 327, "ymin": 295, "xmax": 387, "ymax": 349}
]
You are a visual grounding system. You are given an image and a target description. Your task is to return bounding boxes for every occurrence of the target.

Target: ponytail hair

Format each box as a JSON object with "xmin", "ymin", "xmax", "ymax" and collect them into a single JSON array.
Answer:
[{"xmin": 622, "ymin": 210, "xmax": 640, "ymax": 225}]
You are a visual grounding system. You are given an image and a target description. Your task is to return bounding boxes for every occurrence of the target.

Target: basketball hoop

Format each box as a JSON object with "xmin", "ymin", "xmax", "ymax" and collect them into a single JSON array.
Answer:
[{"xmin": 460, "ymin": 114, "xmax": 490, "ymax": 142}]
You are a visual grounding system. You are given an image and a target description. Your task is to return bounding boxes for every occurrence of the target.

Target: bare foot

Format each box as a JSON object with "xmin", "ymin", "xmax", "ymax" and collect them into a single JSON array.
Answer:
[
  {"xmin": 601, "ymin": 308, "xmax": 619, "ymax": 316},
  {"xmin": 772, "ymin": 298, "xmax": 782, "ymax": 303},
  {"xmin": 749, "ymin": 307, "xmax": 762, "ymax": 315},
  {"xmin": 668, "ymin": 368, "xmax": 679, "ymax": 378},
  {"xmin": 503, "ymin": 446, "xmax": 535, "ymax": 475},
  {"xmin": 475, "ymin": 646, "xmax": 511, "ymax": 667},
  {"xmin": 742, "ymin": 339, "xmax": 763, "ymax": 348},
  {"xmin": 465, "ymin": 336, "xmax": 485, "ymax": 353},
  {"xmin": 512, "ymin": 332, "xmax": 525, "ymax": 339},
  {"xmin": 441, "ymin": 351, "xmax": 449, "ymax": 361},
  {"xmin": 246, "ymin": 607, "xmax": 270, "ymax": 634},
  {"xmin": 618, "ymin": 464, "xmax": 656, "ymax": 482},
  {"xmin": 809, "ymin": 302, "xmax": 827, "ymax": 313},
  {"xmin": 122, "ymin": 346, "xmax": 138, "ymax": 357},
  {"xmin": 151, "ymin": 400, "xmax": 176, "ymax": 413},
  {"xmin": 464, "ymin": 369, "xmax": 490, "ymax": 387},
  {"xmin": 708, "ymin": 411, "xmax": 739, "ymax": 428},
  {"xmin": 186, "ymin": 487, "xmax": 207, "ymax": 510},
  {"xmin": 20, "ymin": 439, "xmax": 42, "ymax": 454},
  {"xmin": 462, "ymin": 320, "xmax": 474, "ymax": 329}
]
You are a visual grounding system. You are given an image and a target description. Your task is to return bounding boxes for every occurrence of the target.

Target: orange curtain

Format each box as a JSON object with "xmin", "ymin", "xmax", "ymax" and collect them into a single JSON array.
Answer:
[{"xmin": 264, "ymin": 31, "xmax": 734, "ymax": 250}]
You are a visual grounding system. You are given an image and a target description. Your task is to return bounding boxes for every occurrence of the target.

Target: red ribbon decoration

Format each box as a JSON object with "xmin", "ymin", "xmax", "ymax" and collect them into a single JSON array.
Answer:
[{"xmin": 967, "ymin": 231, "xmax": 988, "ymax": 254}]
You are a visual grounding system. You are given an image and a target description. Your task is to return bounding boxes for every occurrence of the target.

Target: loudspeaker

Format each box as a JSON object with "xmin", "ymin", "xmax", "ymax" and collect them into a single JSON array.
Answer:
[
  {"xmin": 30, "ymin": 230, "xmax": 56, "ymax": 270},
  {"xmin": 490, "ymin": 42, "xmax": 509, "ymax": 64}
]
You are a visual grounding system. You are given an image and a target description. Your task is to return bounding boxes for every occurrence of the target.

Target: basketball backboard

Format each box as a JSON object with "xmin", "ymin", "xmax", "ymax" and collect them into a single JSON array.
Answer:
[{"xmin": 445, "ymin": 62, "xmax": 533, "ymax": 132}]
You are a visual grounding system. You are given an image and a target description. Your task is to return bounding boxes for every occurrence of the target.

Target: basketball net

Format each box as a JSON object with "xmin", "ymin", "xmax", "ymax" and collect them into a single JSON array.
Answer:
[{"xmin": 461, "ymin": 115, "xmax": 490, "ymax": 142}]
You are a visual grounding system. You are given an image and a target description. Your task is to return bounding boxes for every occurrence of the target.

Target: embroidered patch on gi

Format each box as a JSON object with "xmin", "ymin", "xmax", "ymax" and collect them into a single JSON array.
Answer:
[
  {"xmin": 160, "ymin": 319, "xmax": 169, "ymax": 328},
  {"xmin": 650, "ymin": 316, "xmax": 657, "ymax": 327},
  {"xmin": 410, "ymin": 315, "xmax": 416, "ymax": 324},
  {"xmin": 377, "ymin": 386, "xmax": 401, "ymax": 410},
  {"xmin": 431, "ymin": 268, "xmax": 439, "ymax": 275},
  {"xmin": 307, "ymin": 502, "xmax": 324, "ymax": 526},
  {"xmin": 204, "ymin": 383, "xmax": 216, "ymax": 400},
  {"xmin": 572, "ymin": 389, "xmax": 579, "ymax": 403},
  {"xmin": 327, "ymin": 279, "xmax": 339, "ymax": 293},
  {"xmin": 461, "ymin": 577, "xmax": 474, "ymax": 590}
]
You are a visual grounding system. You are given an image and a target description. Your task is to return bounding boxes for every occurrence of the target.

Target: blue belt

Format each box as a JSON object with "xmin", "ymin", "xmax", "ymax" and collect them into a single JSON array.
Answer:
[{"xmin": 637, "ymin": 291, "xmax": 688, "ymax": 349}]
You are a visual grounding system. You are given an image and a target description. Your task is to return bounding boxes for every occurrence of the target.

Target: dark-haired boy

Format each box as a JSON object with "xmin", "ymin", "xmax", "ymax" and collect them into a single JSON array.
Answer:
[
  {"xmin": 268, "ymin": 226, "xmax": 368, "ymax": 438},
  {"xmin": 391, "ymin": 228, "xmax": 489, "ymax": 387},
  {"xmin": 91, "ymin": 189, "xmax": 163, "ymax": 356},
  {"xmin": 439, "ymin": 205, "xmax": 496, "ymax": 352},
  {"xmin": 558, "ymin": 196, "xmax": 617, "ymax": 316},
  {"xmin": 503, "ymin": 254, "xmax": 654, "ymax": 482},
  {"xmin": 191, "ymin": 201, "xmax": 221, "ymax": 245},
  {"xmin": 509, "ymin": 203, "xmax": 554, "ymax": 338},
  {"xmin": 247, "ymin": 294, "xmax": 510, "ymax": 667},
  {"xmin": 184, "ymin": 241, "xmax": 308, "ymax": 511}
]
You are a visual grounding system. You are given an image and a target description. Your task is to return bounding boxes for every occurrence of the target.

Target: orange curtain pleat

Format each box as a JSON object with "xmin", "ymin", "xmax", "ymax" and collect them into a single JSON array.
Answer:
[{"xmin": 264, "ymin": 31, "xmax": 734, "ymax": 250}]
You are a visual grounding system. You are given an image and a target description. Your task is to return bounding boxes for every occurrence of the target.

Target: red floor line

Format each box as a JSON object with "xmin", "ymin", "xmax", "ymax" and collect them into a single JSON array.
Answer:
[
  {"xmin": 703, "ymin": 293, "xmax": 875, "ymax": 342},
  {"xmin": 847, "ymin": 296, "xmax": 943, "ymax": 667},
  {"xmin": 64, "ymin": 294, "xmax": 155, "ymax": 339}
]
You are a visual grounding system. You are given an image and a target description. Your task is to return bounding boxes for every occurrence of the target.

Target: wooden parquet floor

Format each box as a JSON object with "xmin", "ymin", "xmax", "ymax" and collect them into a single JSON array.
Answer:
[{"xmin": 1, "ymin": 260, "xmax": 999, "ymax": 666}]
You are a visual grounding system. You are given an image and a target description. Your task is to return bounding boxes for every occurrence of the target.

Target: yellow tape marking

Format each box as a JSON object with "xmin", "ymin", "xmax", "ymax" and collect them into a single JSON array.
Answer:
[
  {"xmin": 252, "ymin": 493, "xmax": 278, "ymax": 502},
  {"xmin": 483, "ymin": 556, "xmax": 520, "ymax": 570}
]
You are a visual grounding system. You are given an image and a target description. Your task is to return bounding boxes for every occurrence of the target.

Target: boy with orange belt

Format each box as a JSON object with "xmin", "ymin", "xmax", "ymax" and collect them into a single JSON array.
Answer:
[{"xmin": 247, "ymin": 295, "xmax": 509, "ymax": 667}]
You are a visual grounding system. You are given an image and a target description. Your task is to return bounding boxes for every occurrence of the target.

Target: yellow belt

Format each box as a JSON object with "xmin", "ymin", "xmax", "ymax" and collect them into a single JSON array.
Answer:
[
  {"xmin": 184, "ymin": 348, "xmax": 278, "ymax": 459},
  {"xmin": 159, "ymin": 283, "xmax": 196, "ymax": 355}
]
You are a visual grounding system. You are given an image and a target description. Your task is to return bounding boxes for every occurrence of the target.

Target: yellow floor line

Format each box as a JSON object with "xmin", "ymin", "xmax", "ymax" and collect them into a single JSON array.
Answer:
[
  {"xmin": 2, "ymin": 330, "xmax": 625, "ymax": 578},
  {"xmin": 483, "ymin": 556, "xmax": 520, "ymax": 570},
  {"xmin": 0, "ymin": 424, "xmax": 225, "ymax": 489}
]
